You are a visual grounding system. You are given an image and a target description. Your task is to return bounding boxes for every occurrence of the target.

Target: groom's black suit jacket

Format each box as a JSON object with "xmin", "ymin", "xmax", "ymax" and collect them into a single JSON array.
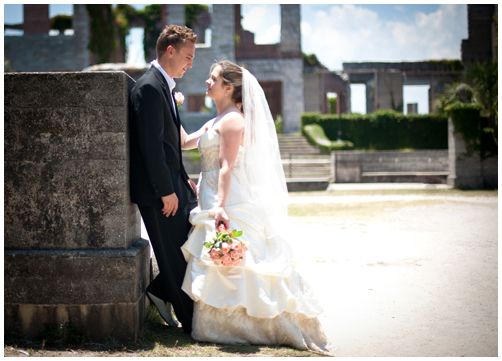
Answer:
[{"xmin": 129, "ymin": 66, "xmax": 195, "ymax": 208}]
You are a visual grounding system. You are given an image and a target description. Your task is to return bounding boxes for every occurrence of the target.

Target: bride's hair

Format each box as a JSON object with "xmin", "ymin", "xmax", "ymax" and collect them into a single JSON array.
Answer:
[{"xmin": 210, "ymin": 60, "xmax": 244, "ymax": 111}]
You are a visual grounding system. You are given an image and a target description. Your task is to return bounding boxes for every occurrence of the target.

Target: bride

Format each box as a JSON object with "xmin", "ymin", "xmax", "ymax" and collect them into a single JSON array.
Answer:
[{"xmin": 179, "ymin": 60, "xmax": 330, "ymax": 352}]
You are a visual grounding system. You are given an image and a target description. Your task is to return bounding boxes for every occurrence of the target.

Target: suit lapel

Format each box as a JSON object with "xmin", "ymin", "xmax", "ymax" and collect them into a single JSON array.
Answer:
[{"xmin": 151, "ymin": 67, "xmax": 178, "ymax": 125}]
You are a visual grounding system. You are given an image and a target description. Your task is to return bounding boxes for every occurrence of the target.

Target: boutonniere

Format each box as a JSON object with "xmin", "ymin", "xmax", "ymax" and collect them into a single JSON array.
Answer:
[{"xmin": 174, "ymin": 92, "xmax": 184, "ymax": 110}]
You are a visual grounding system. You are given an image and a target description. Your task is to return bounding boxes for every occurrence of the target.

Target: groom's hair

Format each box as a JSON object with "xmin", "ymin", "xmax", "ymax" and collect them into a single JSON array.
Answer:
[{"xmin": 156, "ymin": 25, "xmax": 197, "ymax": 60}]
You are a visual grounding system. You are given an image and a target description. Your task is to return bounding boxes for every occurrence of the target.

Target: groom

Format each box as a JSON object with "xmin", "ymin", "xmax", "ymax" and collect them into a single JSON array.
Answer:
[{"xmin": 129, "ymin": 25, "xmax": 198, "ymax": 335}]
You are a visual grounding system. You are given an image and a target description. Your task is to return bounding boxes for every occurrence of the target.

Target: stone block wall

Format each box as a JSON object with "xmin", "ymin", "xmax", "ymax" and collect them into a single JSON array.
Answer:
[
  {"xmin": 304, "ymin": 72, "xmax": 323, "ymax": 113},
  {"xmin": 5, "ymin": 5, "xmax": 90, "ymax": 72},
  {"xmin": 176, "ymin": 5, "xmax": 234, "ymax": 131},
  {"xmin": 334, "ymin": 150, "xmax": 449, "ymax": 183},
  {"xmin": 176, "ymin": 4, "xmax": 235, "ymax": 96},
  {"xmin": 447, "ymin": 118, "xmax": 498, "ymax": 189},
  {"xmin": 4, "ymin": 72, "xmax": 149, "ymax": 342},
  {"xmin": 244, "ymin": 59, "xmax": 304, "ymax": 133},
  {"xmin": 22, "ymin": 4, "xmax": 50, "ymax": 34}
]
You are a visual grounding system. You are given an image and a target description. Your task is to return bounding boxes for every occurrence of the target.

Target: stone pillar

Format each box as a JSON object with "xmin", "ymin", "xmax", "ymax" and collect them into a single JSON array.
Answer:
[
  {"xmin": 280, "ymin": 5, "xmax": 301, "ymax": 55},
  {"xmin": 4, "ymin": 72, "xmax": 149, "ymax": 342},
  {"xmin": 282, "ymin": 58, "xmax": 304, "ymax": 133},
  {"xmin": 23, "ymin": 4, "xmax": 50, "ymax": 35},
  {"xmin": 366, "ymin": 77, "xmax": 375, "ymax": 114},
  {"xmin": 376, "ymin": 70, "xmax": 403, "ymax": 112},
  {"xmin": 166, "ymin": 4, "xmax": 186, "ymax": 27},
  {"xmin": 72, "ymin": 4, "xmax": 91, "ymax": 70},
  {"xmin": 447, "ymin": 118, "xmax": 484, "ymax": 189},
  {"xmin": 210, "ymin": 5, "xmax": 235, "ymax": 61}
]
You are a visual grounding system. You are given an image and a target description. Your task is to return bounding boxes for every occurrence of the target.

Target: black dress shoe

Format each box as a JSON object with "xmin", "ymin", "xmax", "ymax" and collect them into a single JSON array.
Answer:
[{"xmin": 146, "ymin": 291, "xmax": 180, "ymax": 327}]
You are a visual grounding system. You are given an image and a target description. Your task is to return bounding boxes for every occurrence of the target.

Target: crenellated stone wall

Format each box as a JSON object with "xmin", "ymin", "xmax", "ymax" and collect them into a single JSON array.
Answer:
[
  {"xmin": 5, "ymin": 5, "xmax": 90, "ymax": 72},
  {"xmin": 4, "ymin": 71, "xmax": 149, "ymax": 342}
]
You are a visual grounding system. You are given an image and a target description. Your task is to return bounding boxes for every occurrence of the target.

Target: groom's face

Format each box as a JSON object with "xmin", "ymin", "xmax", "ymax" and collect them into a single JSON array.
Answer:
[{"xmin": 168, "ymin": 42, "xmax": 195, "ymax": 79}]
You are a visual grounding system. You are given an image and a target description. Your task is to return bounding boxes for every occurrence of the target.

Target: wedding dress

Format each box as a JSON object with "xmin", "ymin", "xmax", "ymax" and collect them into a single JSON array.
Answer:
[{"xmin": 181, "ymin": 127, "xmax": 330, "ymax": 352}]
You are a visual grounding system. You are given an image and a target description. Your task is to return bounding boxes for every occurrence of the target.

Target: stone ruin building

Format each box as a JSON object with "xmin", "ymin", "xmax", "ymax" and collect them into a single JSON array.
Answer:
[
  {"xmin": 5, "ymin": 4, "xmax": 304, "ymax": 133},
  {"xmin": 5, "ymin": 4, "xmax": 497, "ymax": 127}
]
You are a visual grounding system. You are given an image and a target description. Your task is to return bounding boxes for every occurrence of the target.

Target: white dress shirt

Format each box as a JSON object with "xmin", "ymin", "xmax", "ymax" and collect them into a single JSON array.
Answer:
[{"xmin": 151, "ymin": 59, "xmax": 176, "ymax": 110}]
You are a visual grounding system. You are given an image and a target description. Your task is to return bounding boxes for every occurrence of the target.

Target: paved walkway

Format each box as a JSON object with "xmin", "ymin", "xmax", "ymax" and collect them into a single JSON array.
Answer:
[
  {"xmin": 142, "ymin": 183, "xmax": 498, "ymax": 356},
  {"xmin": 289, "ymin": 187, "xmax": 497, "ymax": 356}
]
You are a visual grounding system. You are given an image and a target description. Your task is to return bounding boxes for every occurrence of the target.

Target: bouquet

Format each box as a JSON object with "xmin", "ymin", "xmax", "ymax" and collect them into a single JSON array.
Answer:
[{"xmin": 204, "ymin": 223, "xmax": 248, "ymax": 266}]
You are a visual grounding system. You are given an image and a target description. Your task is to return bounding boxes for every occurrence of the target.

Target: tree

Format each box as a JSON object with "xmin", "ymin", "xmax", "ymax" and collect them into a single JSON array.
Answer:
[
  {"xmin": 464, "ymin": 60, "xmax": 498, "ymax": 133},
  {"xmin": 86, "ymin": 5, "xmax": 117, "ymax": 64}
]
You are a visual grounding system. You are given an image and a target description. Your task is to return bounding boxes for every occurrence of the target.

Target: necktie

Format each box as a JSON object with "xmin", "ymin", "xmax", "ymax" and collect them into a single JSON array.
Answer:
[{"xmin": 172, "ymin": 90, "xmax": 180, "ymax": 123}]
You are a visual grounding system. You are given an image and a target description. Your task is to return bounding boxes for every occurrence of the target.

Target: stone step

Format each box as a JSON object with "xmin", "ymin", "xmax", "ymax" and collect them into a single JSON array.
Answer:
[{"xmin": 277, "ymin": 133, "xmax": 333, "ymax": 181}]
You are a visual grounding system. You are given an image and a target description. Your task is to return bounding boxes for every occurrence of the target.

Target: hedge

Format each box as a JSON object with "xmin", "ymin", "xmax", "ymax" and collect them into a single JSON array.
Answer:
[
  {"xmin": 303, "ymin": 124, "xmax": 354, "ymax": 152},
  {"xmin": 301, "ymin": 110, "xmax": 448, "ymax": 150}
]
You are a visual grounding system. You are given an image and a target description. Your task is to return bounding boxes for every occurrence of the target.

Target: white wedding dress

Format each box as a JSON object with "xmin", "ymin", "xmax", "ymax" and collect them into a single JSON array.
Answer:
[{"xmin": 181, "ymin": 128, "xmax": 330, "ymax": 352}]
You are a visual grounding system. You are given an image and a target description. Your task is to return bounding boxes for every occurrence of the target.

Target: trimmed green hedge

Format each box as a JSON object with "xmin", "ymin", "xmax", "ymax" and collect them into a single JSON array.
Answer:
[
  {"xmin": 301, "ymin": 110, "xmax": 448, "ymax": 150},
  {"xmin": 303, "ymin": 124, "xmax": 354, "ymax": 152}
]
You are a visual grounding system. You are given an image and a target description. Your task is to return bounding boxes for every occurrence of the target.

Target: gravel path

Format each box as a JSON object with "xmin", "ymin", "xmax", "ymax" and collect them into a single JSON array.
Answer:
[{"xmin": 290, "ymin": 190, "xmax": 497, "ymax": 357}]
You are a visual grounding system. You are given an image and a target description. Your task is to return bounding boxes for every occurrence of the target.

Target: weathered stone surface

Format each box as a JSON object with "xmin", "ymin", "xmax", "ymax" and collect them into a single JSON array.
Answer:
[
  {"xmin": 5, "ymin": 107, "xmax": 128, "ymax": 162},
  {"xmin": 334, "ymin": 150, "xmax": 449, "ymax": 183},
  {"xmin": 5, "ymin": 71, "xmax": 140, "ymax": 250},
  {"xmin": 5, "ymin": 299, "xmax": 147, "ymax": 343},
  {"xmin": 4, "ymin": 72, "xmax": 131, "ymax": 108},
  {"xmin": 5, "ymin": 160, "xmax": 139, "ymax": 250},
  {"xmin": 5, "ymin": 239, "xmax": 150, "ymax": 305},
  {"xmin": 4, "ymin": 71, "xmax": 148, "ymax": 343}
]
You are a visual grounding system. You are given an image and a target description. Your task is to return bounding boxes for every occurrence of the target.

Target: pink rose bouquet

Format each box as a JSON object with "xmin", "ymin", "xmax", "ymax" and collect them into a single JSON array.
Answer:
[{"xmin": 204, "ymin": 223, "xmax": 248, "ymax": 266}]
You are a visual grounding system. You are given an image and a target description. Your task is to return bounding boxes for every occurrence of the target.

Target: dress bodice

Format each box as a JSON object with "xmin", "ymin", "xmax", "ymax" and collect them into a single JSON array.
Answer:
[{"xmin": 198, "ymin": 128, "xmax": 243, "ymax": 172}]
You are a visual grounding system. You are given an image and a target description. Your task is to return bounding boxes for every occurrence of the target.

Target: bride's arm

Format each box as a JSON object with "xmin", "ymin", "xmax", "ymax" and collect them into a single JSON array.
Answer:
[
  {"xmin": 214, "ymin": 112, "xmax": 245, "ymax": 229},
  {"xmin": 180, "ymin": 119, "xmax": 213, "ymax": 150}
]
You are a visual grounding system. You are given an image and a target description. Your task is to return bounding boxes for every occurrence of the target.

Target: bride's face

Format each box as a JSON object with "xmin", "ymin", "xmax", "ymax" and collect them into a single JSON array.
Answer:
[{"xmin": 206, "ymin": 66, "xmax": 227, "ymax": 100}]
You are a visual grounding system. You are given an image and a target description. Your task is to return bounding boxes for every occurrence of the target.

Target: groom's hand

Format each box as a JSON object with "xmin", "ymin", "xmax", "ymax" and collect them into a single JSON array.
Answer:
[
  {"xmin": 188, "ymin": 179, "xmax": 198, "ymax": 197},
  {"xmin": 161, "ymin": 193, "xmax": 179, "ymax": 217}
]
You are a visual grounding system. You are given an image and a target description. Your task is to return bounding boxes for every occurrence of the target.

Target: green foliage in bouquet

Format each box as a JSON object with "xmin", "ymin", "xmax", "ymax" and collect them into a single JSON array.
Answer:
[{"xmin": 204, "ymin": 229, "xmax": 243, "ymax": 250}]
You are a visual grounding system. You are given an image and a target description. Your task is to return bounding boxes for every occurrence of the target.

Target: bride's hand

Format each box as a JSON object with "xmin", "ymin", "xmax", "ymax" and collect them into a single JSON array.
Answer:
[{"xmin": 214, "ymin": 206, "xmax": 229, "ymax": 229}]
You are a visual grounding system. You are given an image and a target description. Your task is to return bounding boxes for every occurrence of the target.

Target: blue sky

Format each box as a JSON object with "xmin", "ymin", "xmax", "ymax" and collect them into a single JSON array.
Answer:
[{"xmin": 4, "ymin": 4, "xmax": 468, "ymax": 114}]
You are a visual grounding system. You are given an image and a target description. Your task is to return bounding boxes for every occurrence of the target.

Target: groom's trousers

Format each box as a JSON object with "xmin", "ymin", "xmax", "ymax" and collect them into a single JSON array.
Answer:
[{"xmin": 139, "ymin": 203, "xmax": 194, "ymax": 333}]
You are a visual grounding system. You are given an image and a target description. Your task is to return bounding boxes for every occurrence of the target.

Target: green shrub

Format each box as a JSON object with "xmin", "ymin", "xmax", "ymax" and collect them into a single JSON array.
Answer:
[
  {"xmin": 274, "ymin": 115, "xmax": 283, "ymax": 134},
  {"xmin": 303, "ymin": 124, "xmax": 354, "ymax": 152},
  {"xmin": 447, "ymin": 102, "xmax": 497, "ymax": 159},
  {"xmin": 301, "ymin": 110, "xmax": 448, "ymax": 150}
]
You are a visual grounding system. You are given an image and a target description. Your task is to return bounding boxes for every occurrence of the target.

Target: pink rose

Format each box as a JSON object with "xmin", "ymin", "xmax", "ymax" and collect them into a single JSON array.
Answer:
[
  {"xmin": 209, "ymin": 249, "xmax": 220, "ymax": 259},
  {"xmin": 221, "ymin": 242, "xmax": 231, "ymax": 254},
  {"xmin": 231, "ymin": 259, "xmax": 241, "ymax": 266},
  {"xmin": 221, "ymin": 254, "xmax": 231, "ymax": 264},
  {"xmin": 231, "ymin": 250, "xmax": 242, "ymax": 259},
  {"xmin": 174, "ymin": 92, "xmax": 184, "ymax": 105},
  {"xmin": 231, "ymin": 242, "xmax": 241, "ymax": 252},
  {"xmin": 241, "ymin": 243, "xmax": 248, "ymax": 253},
  {"xmin": 213, "ymin": 258, "xmax": 223, "ymax": 266}
]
